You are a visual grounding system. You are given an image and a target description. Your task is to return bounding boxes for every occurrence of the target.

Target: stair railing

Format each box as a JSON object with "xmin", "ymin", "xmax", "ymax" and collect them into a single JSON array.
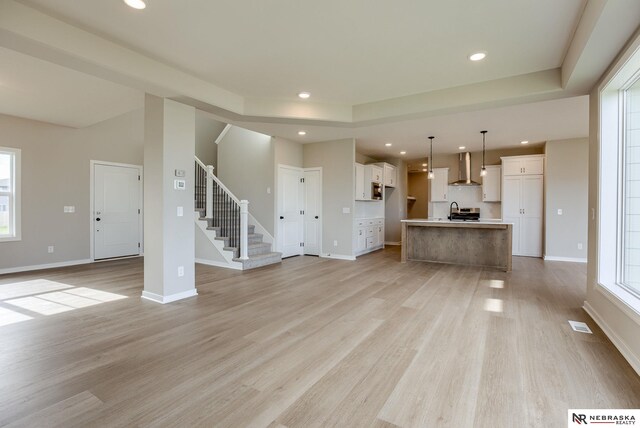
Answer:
[{"xmin": 195, "ymin": 157, "xmax": 249, "ymax": 260}]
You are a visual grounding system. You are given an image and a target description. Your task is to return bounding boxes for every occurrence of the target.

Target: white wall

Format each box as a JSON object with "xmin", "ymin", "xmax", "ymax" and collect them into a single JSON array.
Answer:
[
  {"xmin": 304, "ymin": 139, "xmax": 355, "ymax": 257},
  {"xmin": 545, "ymin": 138, "xmax": 589, "ymax": 261},
  {"xmin": 195, "ymin": 110, "xmax": 225, "ymax": 169},
  {"xmin": 0, "ymin": 110, "xmax": 143, "ymax": 271}
]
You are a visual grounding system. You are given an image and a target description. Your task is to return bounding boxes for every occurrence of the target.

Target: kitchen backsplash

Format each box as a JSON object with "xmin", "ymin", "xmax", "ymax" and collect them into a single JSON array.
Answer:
[{"xmin": 429, "ymin": 185, "xmax": 501, "ymax": 219}]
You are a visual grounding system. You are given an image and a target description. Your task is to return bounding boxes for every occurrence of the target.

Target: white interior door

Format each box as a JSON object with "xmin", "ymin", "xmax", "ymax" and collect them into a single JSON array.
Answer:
[
  {"xmin": 278, "ymin": 166, "xmax": 304, "ymax": 258},
  {"xmin": 521, "ymin": 175, "xmax": 544, "ymax": 256},
  {"xmin": 94, "ymin": 164, "xmax": 141, "ymax": 260},
  {"xmin": 503, "ymin": 176, "xmax": 522, "ymax": 255},
  {"xmin": 304, "ymin": 169, "xmax": 321, "ymax": 256}
]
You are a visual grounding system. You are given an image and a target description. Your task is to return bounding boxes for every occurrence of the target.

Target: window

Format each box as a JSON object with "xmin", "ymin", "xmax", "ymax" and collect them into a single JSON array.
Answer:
[
  {"xmin": 0, "ymin": 147, "xmax": 20, "ymax": 241},
  {"xmin": 622, "ymin": 78, "xmax": 640, "ymax": 294}
]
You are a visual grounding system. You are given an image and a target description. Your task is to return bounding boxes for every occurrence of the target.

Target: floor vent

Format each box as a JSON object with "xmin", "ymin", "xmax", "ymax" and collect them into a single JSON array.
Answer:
[{"xmin": 568, "ymin": 320, "xmax": 593, "ymax": 334}]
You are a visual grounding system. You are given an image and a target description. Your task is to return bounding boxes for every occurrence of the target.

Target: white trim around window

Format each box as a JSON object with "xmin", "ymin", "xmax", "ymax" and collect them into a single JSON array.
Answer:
[{"xmin": 0, "ymin": 146, "xmax": 21, "ymax": 242}]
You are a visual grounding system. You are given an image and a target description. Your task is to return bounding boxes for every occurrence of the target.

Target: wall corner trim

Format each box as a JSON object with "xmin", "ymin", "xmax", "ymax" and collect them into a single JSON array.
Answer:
[
  {"xmin": 583, "ymin": 301, "xmax": 640, "ymax": 377},
  {"xmin": 141, "ymin": 289, "xmax": 198, "ymax": 304}
]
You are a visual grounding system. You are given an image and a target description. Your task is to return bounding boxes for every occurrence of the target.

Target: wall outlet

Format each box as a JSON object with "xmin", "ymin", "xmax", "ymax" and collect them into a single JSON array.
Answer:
[
  {"xmin": 333, "ymin": 240, "xmax": 338, "ymax": 247},
  {"xmin": 578, "ymin": 243, "xmax": 583, "ymax": 250},
  {"xmin": 267, "ymin": 187, "xmax": 271, "ymax": 194},
  {"xmin": 342, "ymin": 207, "xmax": 351, "ymax": 214},
  {"xmin": 177, "ymin": 206, "xmax": 183, "ymax": 217},
  {"xmin": 47, "ymin": 246, "xmax": 54, "ymax": 253},
  {"xmin": 557, "ymin": 209, "xmax": 563, "ymax": 215},
  {"xmin": 63, "ymin": 206, "xmax": 75, "ymax": 213},
  {"xmin": 177, "ymin": 266, "xmax": 184, "ymax": 277}
]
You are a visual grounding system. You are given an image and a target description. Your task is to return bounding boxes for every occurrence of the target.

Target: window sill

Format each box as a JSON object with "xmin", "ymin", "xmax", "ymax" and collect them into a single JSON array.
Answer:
[
  {"xmin": 596, "ymin": 281, "xmax": 640, "ymax": 327},
  {"xmin": 0, "ymin": 236, "xmax": 21, "ymax": 243}
]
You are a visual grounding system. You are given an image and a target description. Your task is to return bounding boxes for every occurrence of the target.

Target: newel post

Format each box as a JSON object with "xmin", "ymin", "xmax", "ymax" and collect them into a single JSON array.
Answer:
[
  {"xmin": 239, "ymin": 200, "xmax": 249, "ymax": 260},
  {"xmin": 206, "ymin": 165, "xmax": 214, "ymax": 219}
]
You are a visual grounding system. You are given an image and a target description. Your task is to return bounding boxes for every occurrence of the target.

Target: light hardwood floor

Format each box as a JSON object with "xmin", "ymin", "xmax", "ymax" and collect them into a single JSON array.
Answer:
[{"xmin": 0, "ymin": 247, "xmax": 639, "ymax": 427}]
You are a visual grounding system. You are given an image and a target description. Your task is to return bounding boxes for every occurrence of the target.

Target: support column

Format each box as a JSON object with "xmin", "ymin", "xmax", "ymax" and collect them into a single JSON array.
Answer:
[{"xmin": 142, "ymin": 94, "xmax": 197, "ymax": 304}]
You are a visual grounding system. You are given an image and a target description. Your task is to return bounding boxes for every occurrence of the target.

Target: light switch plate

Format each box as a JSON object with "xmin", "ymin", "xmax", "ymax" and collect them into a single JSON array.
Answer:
[
  {"xmin": 63, "ymin": 206, "xmax": 75, "ymax": 213},
  {"xmin": 174, "ymin": 179, "xmax": 186, "ymax": 190},
  {"xmin": 177, "ymin": 206, "xmax": 183, "ymax": 217},
  {"xmin": 557, "ymin": 209, "xmax": 563, "ymax": 215},
  {"xmin": 175, "ymin": 169, "xmax": 186, "ymax": 177},
  {"xmin": 342, "ymin": 207, "xmax": 351, "ymax": 214},
  {"xmin": 177, "ymin": 266, "xmax": 184, "ymax": 277}
]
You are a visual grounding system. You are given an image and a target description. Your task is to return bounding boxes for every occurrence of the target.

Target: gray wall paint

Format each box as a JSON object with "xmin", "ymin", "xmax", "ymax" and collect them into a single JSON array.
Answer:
[
  {"xmin": 304, "ymin": 139, "xmax": 355, "ymax": 257},
  {"xmin": 195, "ymin": 110, "xmax": 225, "ymax": 169},
  {"xmin": 0, "ymin": 109, "xmax": 143, "ymax": 270},
  {"xmin": 274, "ymin": 137, "xmax": 303, "ymax": 168},
  {"xmin": 545, "ymin": 138, "xmax": 589, "ymax": 260},
  {"xmin": 217, "ymin": 126, "xmax": 275, "ymax": 235}
]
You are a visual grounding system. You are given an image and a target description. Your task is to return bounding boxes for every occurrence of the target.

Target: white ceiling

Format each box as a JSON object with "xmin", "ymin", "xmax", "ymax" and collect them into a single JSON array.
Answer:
[
  {"xmin": 0, "ymin": 46, "xmax": 142, "ymax": 128},
  {"xmin": 20, "ymin": 0, "xmax": 585, "ymax": 105},
  {"xmin": 0, "ymin": 0, "xmax": 638, "ymax": 155}
]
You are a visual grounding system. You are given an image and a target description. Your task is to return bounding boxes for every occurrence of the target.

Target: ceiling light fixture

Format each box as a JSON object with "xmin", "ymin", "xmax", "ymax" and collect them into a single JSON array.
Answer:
[
  {"xmin": 298, "ymin": 92, "xmax": 311, "ymax": 99},
  {"xmin": 521, "ymin": 140, "xmax": 529, "ymax": 145},
  {"xmin": 480, "ymin": 130, "xmax": 488, "ymax": 177},
  {"xmin": 298, "ymin": 131, "xmax": 307, "ymax": 136},
  {"xmin": 428, "ymin": 136, "xmax": 435, "ymax": 179},
  {"xmin": 459, "ymin": 146, "xmax": 466, "ymax": 150},
  {"xmin": 124, "ymin": 0, "xmax": 146, "ymax": 9},
  {"xmin": 385, "ymin": 143, "xmax": 392, "ymax": 147},
  {"xmin": 400, "ymin": 151, "xmax": 407, "ymax": 155},
  {"xmin": 469, "ymin": 52, "xmax": 487, "ymax": 61}
]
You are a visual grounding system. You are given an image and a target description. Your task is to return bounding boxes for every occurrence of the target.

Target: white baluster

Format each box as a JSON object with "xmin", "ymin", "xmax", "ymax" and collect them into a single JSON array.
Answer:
[
  {"xmin": 239, "ymin": 200, "xmax": 249, "ymax": 260},
  {"xmin": 206, "ymin": 165, "xmax": 214, "ymax": 219}
]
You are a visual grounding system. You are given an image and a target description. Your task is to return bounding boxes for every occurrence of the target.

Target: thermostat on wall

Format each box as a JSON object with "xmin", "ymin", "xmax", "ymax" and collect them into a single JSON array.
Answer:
[{"xmin": 174, "ymin": 179, "xmax": 186, "ymax": 190}]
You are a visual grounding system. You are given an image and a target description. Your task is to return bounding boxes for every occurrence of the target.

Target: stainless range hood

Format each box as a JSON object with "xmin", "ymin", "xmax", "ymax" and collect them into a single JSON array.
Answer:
[{"xmin": 450, "ymin": 152, "xmax": 481, "ymax": 186}]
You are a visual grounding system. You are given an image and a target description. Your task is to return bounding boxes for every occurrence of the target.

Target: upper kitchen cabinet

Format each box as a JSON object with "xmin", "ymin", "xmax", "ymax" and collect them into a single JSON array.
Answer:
[
  {"xmin": 502, "ymin": 154, "xmax": 544, "ymax": 176},
  {"xmin": 429, "ymin": 168, "xmax": 449, "ymax": 202},
  {"xmin": 355, "ymin": 163, "xmax": 368, "ymax": 200},
  {"xmin": 482, "ymin": 165, "xmax": 501, "ymax": 202},
  {"xmin": 374, "ymin": 162, "xmax": 397, "ymax": 187},
  {"xmin": 368, "ymin": 165, "xmax": 384, "ymax": 184}
]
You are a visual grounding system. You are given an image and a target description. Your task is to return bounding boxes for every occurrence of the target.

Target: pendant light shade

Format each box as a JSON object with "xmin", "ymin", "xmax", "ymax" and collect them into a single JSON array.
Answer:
[
  {"xmin": 428, "ymin": 136, "xmax": 435, "ymax": 179},
  {"xmin": 480, "ymin": 130, "xmax": 488, "ymax": 177}
]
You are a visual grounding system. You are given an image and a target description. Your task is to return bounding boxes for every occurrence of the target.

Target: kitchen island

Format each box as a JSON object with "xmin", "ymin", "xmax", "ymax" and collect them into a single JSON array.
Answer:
[{"xmin": 401, "ymin": 219, "xmax": 512, "ymax": 271}]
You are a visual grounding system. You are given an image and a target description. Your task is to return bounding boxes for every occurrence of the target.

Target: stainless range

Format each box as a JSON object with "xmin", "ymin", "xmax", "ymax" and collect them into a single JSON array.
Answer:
[{"xmin": 448, "ymin": 207, "xmax": 480, "ymax": 221}]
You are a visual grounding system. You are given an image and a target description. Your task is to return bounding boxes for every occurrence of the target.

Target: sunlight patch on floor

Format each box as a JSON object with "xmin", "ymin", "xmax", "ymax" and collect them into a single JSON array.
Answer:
[
  {"xmin": 483, "ymin": 298, "xmax": 504, "ymax": 313},
  {"xmin": 0, "ymin": 279, "xmax": 127, "ymax": 326}
]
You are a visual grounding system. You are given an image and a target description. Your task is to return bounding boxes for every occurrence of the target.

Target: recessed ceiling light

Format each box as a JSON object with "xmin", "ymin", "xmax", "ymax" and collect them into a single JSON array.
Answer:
[
  {"xmin": 298, "ymin": 131, "xmax": 307, "ymax": 136},
  {"xmin": 459, "ymin": 146, "xmax": 466, "ymax": 150},
  {"xmin": 422, "ymin": 163, "xmax": 427, "ymax": 167},
  {"xmin": 298, "ymin": 92, "xmax": 311, "ymax": 99},
  {"xmin": 469, "ymin": 52, "xmax": 487, "ymax": 61},
  {"xmin": 124, "ymin": 0, "xmax": 146, "ymax": 9},
  {"xmin": 521, "ymin": 140, "xmax": 529, "ymax": 144},
  {"xmin": 400, "ymin": 151, "xmax": 406, "ymax": 155},
  {"xmin": 385, "ymin": 143, "xmax": 392, "ymax": 147}
]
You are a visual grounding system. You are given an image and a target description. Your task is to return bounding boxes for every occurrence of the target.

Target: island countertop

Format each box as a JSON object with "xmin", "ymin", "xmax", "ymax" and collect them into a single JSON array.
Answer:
[{"xmin": 401, "ymin": 219, "xmax": 512, "ymax": 271}]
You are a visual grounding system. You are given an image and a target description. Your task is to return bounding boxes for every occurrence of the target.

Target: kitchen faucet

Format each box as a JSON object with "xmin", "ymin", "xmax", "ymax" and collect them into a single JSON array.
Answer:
[{"xmin": 449, "ymin": 201, "xmax": 459, "ymax": 220}]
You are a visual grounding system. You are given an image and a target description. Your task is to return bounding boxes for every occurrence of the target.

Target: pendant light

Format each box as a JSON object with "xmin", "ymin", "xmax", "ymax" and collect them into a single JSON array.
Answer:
[
  {"xmin": 428, "ymin": 136, "xmax": 435, "ymax": 179},
  {"xmin": 480, "ymin": 130, "xmax": 488, "ymax": 177}
]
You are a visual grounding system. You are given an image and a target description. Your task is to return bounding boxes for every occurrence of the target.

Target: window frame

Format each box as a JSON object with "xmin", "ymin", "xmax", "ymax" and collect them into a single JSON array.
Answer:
[{"xmin": 0, "ymin": 147, "xmax": 21, "ymax": 242}]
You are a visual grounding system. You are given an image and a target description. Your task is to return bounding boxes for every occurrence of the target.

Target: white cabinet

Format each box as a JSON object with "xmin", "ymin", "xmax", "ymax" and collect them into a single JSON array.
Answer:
[
  {"xmin": 502, "ymin": 155, "xmax": 544, "ymax": 176},
  {"xmin": 355, "ymin": 163, "xmax": 366, "ymax": 200},
  {"xmin": 482, "ymin": 165, "xmax": 501, "ymax": 202},
  {"xmin": 368, "ymin": 165, "xmax": 383, "ymax": 183},
  {"xmin": 354, "ymin": 218, "xmax": 384, "ymax": 256},
  {"xmin": 502, "ymin": 172, "xmax": 543, "ymax": 257},
  {"xmin": 429, "ymin": 168, "xmax": 449, "ymax": 202},
  {"xmin": 383, "ymin": 164, "xmax": 397, "ymax": 187}
]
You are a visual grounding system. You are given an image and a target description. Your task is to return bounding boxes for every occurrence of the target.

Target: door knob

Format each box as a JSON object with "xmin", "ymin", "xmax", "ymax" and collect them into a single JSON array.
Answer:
[
  {"xmin": 279, "ymin": 216, "xmax": 284, "ymax": 219},
  {"xmin": 315, "ymin": 216, "xmax": 319, "ymax": 219},
  {"xmin": 96, "ymin": 218, "xmax": 101, "ymax": 222}
]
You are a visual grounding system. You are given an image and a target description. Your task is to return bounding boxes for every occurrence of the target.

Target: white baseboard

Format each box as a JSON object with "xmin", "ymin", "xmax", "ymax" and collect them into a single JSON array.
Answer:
[
  {"xmin": 141, "ymin": 289, "xmax": 198, "ymax": 304},
  {"xmin": 195, "ymin": 258, "xmax": 243, "ymax": 270},
  {"xmin": 320, "ymin": 253, "xmax": 356, "ymax": 261},
  {"xmin": 0, "ymin": 259, "xmax": 92, "ymax": 275},
  {"xmin": 583, "ymin": 301, "xmax": 640, "ymax": 376},
  {"xmin": 385, "ymin": 241, "xmax": 401, "ymax": 246},
  {"xmin": 543, "ymin": 255, "xmax": 587, "ymax": 263}
]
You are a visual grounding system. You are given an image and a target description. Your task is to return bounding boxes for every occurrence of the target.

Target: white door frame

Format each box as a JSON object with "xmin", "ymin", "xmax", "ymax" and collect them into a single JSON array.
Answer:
[
  {"xmin": 275, "ymin": 164, "xmax": 323, "ymax": 256},
  {"xmin": 303, "ymin": 167, "xmax": 322, "ymax": 256},
  {"xmin": 89, "ymin": 160, "xmax": 143, "ymax": 261}
]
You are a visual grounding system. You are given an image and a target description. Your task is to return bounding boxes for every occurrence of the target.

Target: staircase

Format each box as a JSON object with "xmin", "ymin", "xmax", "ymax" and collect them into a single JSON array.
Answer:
[{"xmin": 194, "ymin": 158, "xmax": 281, "ymax": 270}]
